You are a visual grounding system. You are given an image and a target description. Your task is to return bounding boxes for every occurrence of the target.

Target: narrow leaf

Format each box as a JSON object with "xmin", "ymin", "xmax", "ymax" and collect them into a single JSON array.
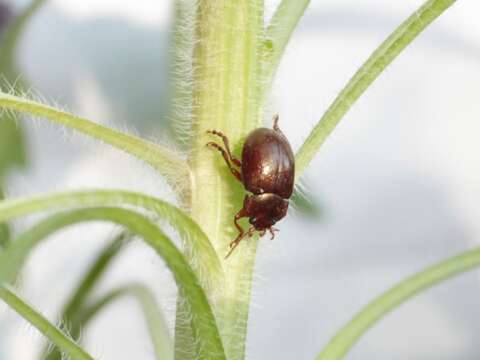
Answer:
[
  {"xmin": 0, "ymin": 189, "xmax": 223, "ymax": 289},
  {"xmin": 0, "ymin": 207, "xmax": 226, "ymax": 359},
  {"xmin": 0, "ymin": 92, "xmax": 190, "ymax": 197},
  {"xmin": 43, "ymin": 232, "xmax": 129, "ymax": 360},
  {"xmin": 317, "ymin": 247, "xmax": 480, "ymax": 360},
  {"xmin": 0, "ymin": 285, "xmax": 94, "ymax": 360},
  {"xmin": 79, "ymin": 283, "xmax": 173, "ymax": 360},
  {"xmin": 261, "ymin": 0, "xmax": 311, "ymax": 103},
  {"xmin": 295, "ymin": 0, "xmax": 457, "ymax": 179}
]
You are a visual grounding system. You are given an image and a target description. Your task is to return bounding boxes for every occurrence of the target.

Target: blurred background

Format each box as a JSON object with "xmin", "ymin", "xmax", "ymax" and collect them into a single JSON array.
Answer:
[{"xmin": 1, "ymin": 0, "xmax": 480, "ymax": 359}]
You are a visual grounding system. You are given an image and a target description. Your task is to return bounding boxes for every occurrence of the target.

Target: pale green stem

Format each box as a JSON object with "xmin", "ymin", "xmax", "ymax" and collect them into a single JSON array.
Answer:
[
  {"xmin": 0, "ymin": 189, "xmax": 223, "ymax": 290},
  {"xmin": 185, "ymin": 1, "xmax": 264, "ymax": 359},
  {"xmin": 260, "ymin": 0, "xmax": 311, "ymax": 105},
  {"xmin": 0, "ymin": 207, "xmax": 226, "ymax": 360},
  {"xmin": 79, "ymin": 283, "xmax": 173, "ymax": 360},
  {"xmin": 317, "ymin": 247, "xmax": 480, "ymax": 360},
  {"xmin": 0, "ymin": 286, "xmax": 94, "ymax": 360},
  {"xmin": 295, "ymin": 0, "xmax": 457, "ymax": 180},
  {"xmin": 43, "ymin": 233, "xmax": 129, "ymax": 360},
  {"xmin": 0, "ymin": 92, "xmax": 190, "ymax": 199}
]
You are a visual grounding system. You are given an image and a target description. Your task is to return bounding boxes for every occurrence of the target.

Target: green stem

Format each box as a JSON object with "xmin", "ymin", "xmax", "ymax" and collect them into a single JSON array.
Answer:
[
  {"xmin": 1, "ymin": 207, "xmax": 226, "ymax": 360},
  {"xmin": 317, "ymin": 247, "xmax": 480, "ymax": 360},
  {"xmin": 0, "ymin": 92, "xmax": 190, "ymax": 199},
  {"xmin": 185, "ymin": 1, "xmax": 264, "ymax": 359},
  {"xmin": 43, "ymin": 233, "xmax": 129, "ymax": 360},
  {"xmin": 0, "ymin": 286, "xmax": 94, "ymax": 360},
  {"xmin": 79, "ymin": 283, "xmax": 173, "ymax": 360},
  {"xmin": 260, "ymin": 0, "xmax": 311, "ymax": 104},
  {"xmin": 295, "ymin": 0, "xmax": 457, "ymax": 180}
]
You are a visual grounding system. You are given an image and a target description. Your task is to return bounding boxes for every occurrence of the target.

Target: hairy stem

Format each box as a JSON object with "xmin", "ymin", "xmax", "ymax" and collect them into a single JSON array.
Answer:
[
  {"xmin": 317, "ymin": 247, "xmax": 480, "ymax": 360},
  {"xmin": 184, "ymin": 1, "xmax": 264, "ymax": 359},
  {"xmin": 295, "ymin": 0, "xmax": 457, "ymax": 179}
]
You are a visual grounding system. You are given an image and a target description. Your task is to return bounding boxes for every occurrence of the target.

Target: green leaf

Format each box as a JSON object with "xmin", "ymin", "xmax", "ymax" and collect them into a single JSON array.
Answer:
[
  {"xmin": 0, "ymin": 189, "xmax": 223, "ymax": 290},
  {"xmin": 316, "ymin": 247, "xmax": 480, "ymax": 360},
  {"xmin": 78, "ymin": 283, "xmax": 173, "ymax": 360},
  {"xmin": 0, "ymin": 207, "xmax": 226, "ymax": 359},
  {"xmin": 43, "ymin": 232, "xmax": 129, "ymax": 360},
  {"xmin": 261, "ymin": 0, "xmax": 311, "ymax": 104},
  {"xmin": 295, "ymin": 0, "xmax": 457, "ymax": 180},
  {"xmin": 0, "ymin": 285, "xmax": 94, "ymax": 360},
  {"xmin": 0, "ymin": 92, "xmax": 190, "ymax": 200}
]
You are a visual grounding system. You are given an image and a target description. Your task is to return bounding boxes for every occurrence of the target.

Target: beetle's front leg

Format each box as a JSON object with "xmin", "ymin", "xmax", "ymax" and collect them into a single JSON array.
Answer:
[{"xmin": 206, "ymin": 141, "xmax": 243, "ymax": 182}]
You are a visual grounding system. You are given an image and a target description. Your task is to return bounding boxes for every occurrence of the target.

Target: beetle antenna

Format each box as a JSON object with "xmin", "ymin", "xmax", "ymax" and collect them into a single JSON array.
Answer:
[{"xmin": 225, "ymin": 227, "xmax": 255, "ymax": 259}]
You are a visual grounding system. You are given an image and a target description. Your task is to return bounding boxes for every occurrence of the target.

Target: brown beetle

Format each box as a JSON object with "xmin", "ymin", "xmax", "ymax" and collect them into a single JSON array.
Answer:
[{"xmin": 207, "ymin": 115, "xmax": 295, "ymax": 258}]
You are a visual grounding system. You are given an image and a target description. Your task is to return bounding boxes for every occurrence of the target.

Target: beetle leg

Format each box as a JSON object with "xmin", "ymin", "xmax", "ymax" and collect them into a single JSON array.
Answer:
[
  {"xmin": 206, "ymin": 142, "xmax": 242, "ymax": 182},
  {"xmin": 225, "ymin": 207, "xmax": 250, "ymax": 259},
  {"xmin": 206, "ymin": 130, "xmax": 242, "ymax": 167},
  {"xmin": 268, "ymin": 227, "xmax": 279, "ymax": 240},
  {"xmin": 226, "ymin": 226, "xmax": 255, "ymax": 259},
  {"xmin": 259, "ymin": 229, "xmax": 267, "ymax": 237}
]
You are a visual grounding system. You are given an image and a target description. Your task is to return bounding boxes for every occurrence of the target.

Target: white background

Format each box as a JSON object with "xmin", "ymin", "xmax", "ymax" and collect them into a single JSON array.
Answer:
[{"xmin": 2, "ymin": 0, "xmax": 480, "ymax": 359}]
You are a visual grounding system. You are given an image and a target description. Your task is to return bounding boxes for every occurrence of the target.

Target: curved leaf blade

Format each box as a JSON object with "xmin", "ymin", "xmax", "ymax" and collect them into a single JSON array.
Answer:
[
  {"xmin": 0, "ymin": 189, "xmax": 223, "ymax": 290},
  {"xmin": 0, "ymin": 285, "xmax": 94, "ymax": 360},
  {"xmin": 1, "ymin": 207, "xmax": 226, "ymax": 359},
  {"xmin": 317, "ymin": 248, "xmax": 480, "ymax": 360},
  {"xmin": 0, "ymin": 92, "xmax": 190, "ymax": 196},
  {"xmin": 295, "ymin": 0, "xmax": 457, "ymax": 179}
]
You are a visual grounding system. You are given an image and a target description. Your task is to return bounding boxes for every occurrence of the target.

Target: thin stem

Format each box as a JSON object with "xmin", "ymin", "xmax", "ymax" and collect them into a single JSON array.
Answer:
[
  {"xmin": 0, "ymin": 207, "xmax": 226, "ymax": 360},
  {"xmin": 260, "ymin": 0, "xmax": 311, "ymax": 104},
  {"xmin": 79, "ymin": 283, "xmax": 173, "ymax": 360},
  {"xmin": 0, "ymin": 286, "xmax": 94, "ymax": 360},
  {"xmin": 43, "ymin": 233, "xmax": 129, "ymax": 360},
  {"xmin": 295, "ymin": 0, "xmax": 457, "ymax": 180},
  {"xmin": 317, "ymin": 247, "xmax": 480, "ymax": 360},
  {"xmin": 0, "ymin": 92, "xmax": 190, "ymax": 199}
]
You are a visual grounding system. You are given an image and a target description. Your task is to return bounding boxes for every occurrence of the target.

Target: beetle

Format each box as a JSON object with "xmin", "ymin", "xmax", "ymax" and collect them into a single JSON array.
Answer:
[{"xmin": 207, "ymin": 115, "xmax": 295, "ymax": 258}]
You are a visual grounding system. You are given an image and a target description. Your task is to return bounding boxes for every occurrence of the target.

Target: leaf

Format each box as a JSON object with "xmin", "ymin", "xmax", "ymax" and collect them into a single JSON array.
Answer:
[
  {"xmin": 261, "ymin": 0, "xmax": 311, "ymax": 104},
  {"xmin": 78, "ymin": 283, "xmax": 173, "ymax": 360},
  {"xmin": 0, "ymin": 92, "xmax": 190, "ymax": 199},
  {"xmin": 43, "ymin": 232, "xmax": 129, "ymax": 360},
  {"xmin": 295, "ymin": 0, "xmax": 457, "ymax": 180},
  {"xmin": 0, "ymin": 189, "xmax": 223, "ymax": 289},
  {"xmin": 316, "ymin": 247, "xmax": 480, "ymax": 360},
  {"xmin": 0, "ymin": 285, "xmax": 94, "ymax": 360},
  {"xmin": 0, "ymin": 206, "xmax": 226, "ymax": 359}
]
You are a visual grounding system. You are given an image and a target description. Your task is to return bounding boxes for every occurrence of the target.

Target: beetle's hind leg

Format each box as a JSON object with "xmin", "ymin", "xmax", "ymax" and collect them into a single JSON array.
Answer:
[
  {"xmin": 206, "ymin": 142, "xmax": 242, "ymax": 182},
  {"xmin": 206, "ymin": 130, "xmax": 242, "ymax": 167}
]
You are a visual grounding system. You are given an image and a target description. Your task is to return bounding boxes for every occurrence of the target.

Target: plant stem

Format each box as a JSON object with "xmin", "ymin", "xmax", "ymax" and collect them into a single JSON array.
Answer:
[
  {"xmin": 0, "ymin": 286, "xmax": 94, "ymax": 360},
  {"xmin": 295, "ymin": 0, "xmax": 457, "ymax": 180},
  {"xmin": 317, "ymin": 247, "xmax": 480, "ymax": 360},
  {"xmin": 184, "ymin": 1, "xmax": 264, "ymax": 359}
]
